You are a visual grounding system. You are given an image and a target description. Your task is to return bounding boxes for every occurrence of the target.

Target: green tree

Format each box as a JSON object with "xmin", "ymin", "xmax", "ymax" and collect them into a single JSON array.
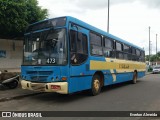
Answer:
[
  {"xmin": 0, "ymin": 0, "xmax": 48, "ymax": 39},
  {"xmin": 145, "ymin": 51, "xmax": 160, "ymax": 62},
  {"xmin": 150, "ymin": 55, "xmax": 156, "ymax": 62},
  {"xmin": 157, "ymin": 51, "xmax": 160, "ymax": 58},
  {"xmin": 156, "ymin": 51, "xmax": 160, "ymax": 61}
]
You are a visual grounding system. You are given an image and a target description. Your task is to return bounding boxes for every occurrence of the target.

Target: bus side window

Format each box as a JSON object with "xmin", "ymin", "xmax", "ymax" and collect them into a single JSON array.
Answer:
[
  {"xmin": 103, "ymin": 38, "xmax": 115, "ymax": 58},
  {"xmin": 122, "ymin": 44, "xmax": 130, "ymax": 60},
  {"xmin": 77, "ymin": 32, "xmax": 88, "ymax": 54},
  {"xmin": 123, "ymin": 44, "xmax": 130, "ymax": 53},
  {"xmin": 123, "ymin": 53, "xmax": 128, "ymax": 60},
  {"xmin": 136, "ymin": 49, "xmax": 141, "ymax": 61},
  {"xmin": 116, "ymin": 52, "xmax": 124, "ymax": 59},
  {"xmin": 115, "ymin": 42, "xmax": 123, "ymax": 59},
  {"xmin": 70, "ymin": 30, "xmax": 77, "ymax": 52},
  {"xmin": 90, "ymin": 32, "xmax": 103, "ymax": 56},
  {"xmin": 131, "ymin": 47, "xmax": 136, "ymax": 61},
  {"xmin": 82, "ymin": 34, "xmax": 88, "ymax": 55},
  {"xmin": 116, "ymin": 42, "xmax": 122, "ymax": 51},
  {"xmin": 70, "ymin": 30, "xmax": 88, "ymax": 65}
]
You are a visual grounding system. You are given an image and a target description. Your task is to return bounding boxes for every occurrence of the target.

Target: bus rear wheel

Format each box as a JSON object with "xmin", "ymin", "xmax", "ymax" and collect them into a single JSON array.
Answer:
[
  {"xmin": 90, "ymin": 75, "xmax": 101, "ymax": 96},
  {"xmin": 132, "ymin": 72, "xmax": 137, "ymax": 84}
]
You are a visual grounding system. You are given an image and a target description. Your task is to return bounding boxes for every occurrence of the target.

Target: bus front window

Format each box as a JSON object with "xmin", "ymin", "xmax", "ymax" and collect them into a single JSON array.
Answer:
[{"xmin": 23, "ymin": 29, "xmax": 67, "ymax": 65}]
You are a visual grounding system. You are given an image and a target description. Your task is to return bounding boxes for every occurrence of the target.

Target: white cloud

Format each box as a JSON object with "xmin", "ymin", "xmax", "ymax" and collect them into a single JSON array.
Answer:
[{"xmin": 38, "ymin": 0, "xmax": 160, "ymax": 55}]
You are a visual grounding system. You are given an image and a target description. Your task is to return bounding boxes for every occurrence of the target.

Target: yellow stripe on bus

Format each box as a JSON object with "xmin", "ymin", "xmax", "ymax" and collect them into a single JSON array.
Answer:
[{"xmin": 90, "ymin": 59, "xmax": 146, "ymax": 73}]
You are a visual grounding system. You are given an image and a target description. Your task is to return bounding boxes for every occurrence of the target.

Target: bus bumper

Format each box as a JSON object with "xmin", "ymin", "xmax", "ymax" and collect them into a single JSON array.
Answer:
[{"xmin": 20, "ymin": 80, "xmax": 68, "ymax": 94}]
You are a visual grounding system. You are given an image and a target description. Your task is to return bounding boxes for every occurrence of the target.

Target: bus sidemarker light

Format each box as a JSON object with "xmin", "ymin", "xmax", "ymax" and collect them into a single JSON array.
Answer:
[
  {"xmin": 61, "ymin": 77, "xmax": 67, "ymax": 81},
  {"xmin": 51, "ymin": 85, "xmax": 61, "ymax": 90}
]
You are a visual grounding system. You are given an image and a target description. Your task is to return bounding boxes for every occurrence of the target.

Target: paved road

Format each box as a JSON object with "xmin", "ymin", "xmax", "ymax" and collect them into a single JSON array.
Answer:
[{"xmin": 0, "ymin": 74, "xmax": 160, "ymax": 120}]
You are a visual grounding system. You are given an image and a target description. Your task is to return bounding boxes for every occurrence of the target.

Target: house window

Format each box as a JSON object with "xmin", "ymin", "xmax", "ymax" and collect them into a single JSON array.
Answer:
[{"xmin": 0, "ymin": 50, "xmax": 6, "ymax": 58}]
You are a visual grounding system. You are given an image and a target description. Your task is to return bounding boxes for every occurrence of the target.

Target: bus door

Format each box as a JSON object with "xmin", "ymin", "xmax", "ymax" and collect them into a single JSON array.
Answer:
[{"xmin": 68, "ymin": 23, "xmax": 90, "ymax": 92}]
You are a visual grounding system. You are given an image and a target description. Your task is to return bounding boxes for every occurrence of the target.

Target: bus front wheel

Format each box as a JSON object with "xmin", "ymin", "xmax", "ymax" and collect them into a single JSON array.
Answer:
[
  {"xmin": 132, "ymin": 72, "xmax": 137, "ymax": 84},
  {"xmin": 90, "ymin": 75, "xmax": 101, "ymax": 96}
]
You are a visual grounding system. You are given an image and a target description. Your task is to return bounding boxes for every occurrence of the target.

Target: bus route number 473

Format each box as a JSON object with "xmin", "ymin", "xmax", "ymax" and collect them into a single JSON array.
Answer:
[{"xmin": 47, "ymin": 58, "xmax": 56, "ymax": 64}]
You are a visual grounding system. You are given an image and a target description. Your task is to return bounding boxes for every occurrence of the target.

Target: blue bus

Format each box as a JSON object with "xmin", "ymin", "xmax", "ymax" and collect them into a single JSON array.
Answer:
[{"xmin": 21, "ymin": 16, "xmax": 146, "ymax": 95}]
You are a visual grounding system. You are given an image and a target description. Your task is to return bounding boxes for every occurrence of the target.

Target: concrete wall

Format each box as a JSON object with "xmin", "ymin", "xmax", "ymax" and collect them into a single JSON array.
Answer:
[{"xmin": 0, "ymin": 39, "xmax": 23, "ymax": 69}]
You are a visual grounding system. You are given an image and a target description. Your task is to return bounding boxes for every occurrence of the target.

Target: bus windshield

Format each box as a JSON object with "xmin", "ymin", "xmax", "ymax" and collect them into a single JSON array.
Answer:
[{"xmin": 23, "ymin": 28, "xmax": 67, "ymax": 65}]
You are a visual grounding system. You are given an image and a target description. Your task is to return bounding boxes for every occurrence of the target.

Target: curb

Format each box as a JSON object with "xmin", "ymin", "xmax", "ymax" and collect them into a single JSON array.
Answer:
[
  {"xmin": 0, "ymin": 92, "xmax": 44, "ymax": 102},
  {"xmin": 146, "ymin": 72, "xmax": 152, "ymax": 75}
]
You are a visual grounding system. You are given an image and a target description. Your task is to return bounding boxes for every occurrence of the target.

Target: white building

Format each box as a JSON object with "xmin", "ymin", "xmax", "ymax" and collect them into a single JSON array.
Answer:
[{"xmin": 0, "ymin": 39, "xmax": 23, "ymax": 70}]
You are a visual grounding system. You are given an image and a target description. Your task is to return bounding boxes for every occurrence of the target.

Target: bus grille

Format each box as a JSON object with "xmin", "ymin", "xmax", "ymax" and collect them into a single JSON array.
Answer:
[
  {"xmin": 30, "ymin": 76, "xmax": 48, "ymax": 82},
  {"xmin": 27, "ymin": 71, "xmax": 53, "ymax": 82},
  {"xmin": 27, "ymin": 71, "xmax": 53, "ymax": 75}
]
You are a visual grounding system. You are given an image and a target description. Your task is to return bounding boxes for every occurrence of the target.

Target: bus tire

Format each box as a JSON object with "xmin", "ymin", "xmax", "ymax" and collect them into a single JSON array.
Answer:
[
  {"xmin": 132, "ymin": 72, "xmax": 137, "ymax": 84},
  {"xmin": 90, "ymin": 74, "xmax": 101, "ymax": 96}
]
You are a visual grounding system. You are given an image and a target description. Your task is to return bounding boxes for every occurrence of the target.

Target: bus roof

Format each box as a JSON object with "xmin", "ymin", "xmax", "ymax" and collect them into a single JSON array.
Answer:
[{"xmin": 27, "ymin": 16, "xmax": 144, "ymax": 51}]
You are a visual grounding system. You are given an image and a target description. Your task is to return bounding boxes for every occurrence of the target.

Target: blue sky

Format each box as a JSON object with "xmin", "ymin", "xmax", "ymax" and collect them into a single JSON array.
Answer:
[{"xmin": 38, "ymin": 0, "xmax": 160, "ymax": 55}]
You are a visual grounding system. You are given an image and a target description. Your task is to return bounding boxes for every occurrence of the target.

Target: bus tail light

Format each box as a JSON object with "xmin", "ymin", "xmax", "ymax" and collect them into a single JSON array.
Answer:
[{"xmin": 51, "ymin": 85, "xmax": 61, "ymax": 90}]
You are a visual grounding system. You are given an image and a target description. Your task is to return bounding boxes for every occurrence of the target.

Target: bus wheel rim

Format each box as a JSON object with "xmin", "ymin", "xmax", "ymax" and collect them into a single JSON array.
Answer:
[{"xmin": 93, "ymin": 79, "xmax": 100, "ymax": 92}]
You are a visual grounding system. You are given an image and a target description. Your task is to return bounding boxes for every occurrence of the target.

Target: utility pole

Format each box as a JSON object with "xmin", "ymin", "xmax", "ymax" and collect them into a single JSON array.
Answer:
[
  {"xmin": 156, "ymin": 34, "xmax": 158, "ymax": 65},
  {"xmin": 107, "ymin": 0, "xmax": 110, "ymax": 33},
  {"xmin": 151, "ymin": 43, "xmax": 152, "ymax": 56},
  {"xmin": 149, "ymin": 26, "xmax": 151, "ymax": 65}
]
